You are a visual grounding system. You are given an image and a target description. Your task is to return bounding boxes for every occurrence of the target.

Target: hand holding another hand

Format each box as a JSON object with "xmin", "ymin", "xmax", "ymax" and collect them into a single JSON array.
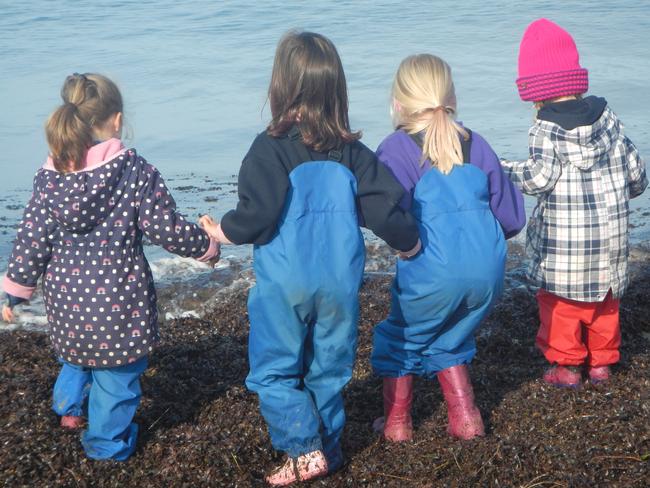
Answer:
[
  {"xmin": 198, "ymin": 214, "xmax": 224, "ymax": 268},
  {"xmin": 205, "ymin": 245, "xmax": 221, "ymax": 268},
  {"xmin": 199, "ymin": 214, "xmax": 220, "ymax": 239},
  {"xmin": 198, "ymin": 214, "xmax": 233, "ymax": 245}
]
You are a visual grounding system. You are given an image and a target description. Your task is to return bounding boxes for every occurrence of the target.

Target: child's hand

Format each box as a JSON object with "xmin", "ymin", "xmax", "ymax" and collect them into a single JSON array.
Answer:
[
  {"xmin": 198, "ymin": 214, "xmax": 234, "ymax": 245},
  {"xmin": 2, "ymin": 305, "xmax": 15, "ymax": 323},
  {"xmin": 199, "ymin": 214, "xmax": 220, "ymax": 239},
  {"xmin": 205, "ymin": 243, "xmax": 221, "ymax": 268},
  {"xmin": 197, "ymin": 214, "xmax": 222, "ymax": 267}
]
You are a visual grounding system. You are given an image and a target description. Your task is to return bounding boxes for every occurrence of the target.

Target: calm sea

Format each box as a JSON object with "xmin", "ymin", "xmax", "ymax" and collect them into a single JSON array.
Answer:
[{"xmin": 0, "ymin": 1, "xmax": 648, "ymax": 324}]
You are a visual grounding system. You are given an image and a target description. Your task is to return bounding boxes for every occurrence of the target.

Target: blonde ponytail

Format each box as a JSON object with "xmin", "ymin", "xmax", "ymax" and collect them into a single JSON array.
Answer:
[
  {"xmin": 45, "ymin": 73, "xmax": 123, "ymax": 173},
  {"xmin": 391, "ymin": 55, "xmax": 468, "ymax": 174}
]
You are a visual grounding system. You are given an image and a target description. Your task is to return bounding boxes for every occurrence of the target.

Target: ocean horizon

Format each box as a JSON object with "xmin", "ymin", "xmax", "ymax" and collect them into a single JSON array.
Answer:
[{"xmin": 1, "ymin": 0, "xmax": 648, "ymax": 326}]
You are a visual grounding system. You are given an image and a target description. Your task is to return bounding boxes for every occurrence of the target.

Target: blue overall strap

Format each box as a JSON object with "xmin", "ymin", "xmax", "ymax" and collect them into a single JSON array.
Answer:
[
  {"xmin": 459, "ymin": 129, "xmax": 472, "ymax": 164},
  {"xmin": 407, "ymin": 128, "xmax": 473, "ymax": 163},
  {"xmin": 288, "ymin": 126, "xmax": 343, "ymax": 162}
]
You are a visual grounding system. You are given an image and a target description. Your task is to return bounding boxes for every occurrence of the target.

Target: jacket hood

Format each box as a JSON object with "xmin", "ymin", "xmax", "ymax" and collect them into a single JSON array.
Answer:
[
  {"xmin": 38, "ymin": 138, "xmax": 129, "ymax": 233},
  {"xmin": 537, "ymin": 96, "xmax": 607, "ymax": 130},
  {"xmin": 536, "ymin": 98, "xmax": 619, "ymax": 171}
]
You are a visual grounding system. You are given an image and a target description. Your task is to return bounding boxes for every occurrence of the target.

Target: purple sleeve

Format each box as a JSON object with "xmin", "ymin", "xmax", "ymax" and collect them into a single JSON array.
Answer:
[
  {"xmin": 470, "ymin": 133, "xmax": 526, "ymax": 239},
  {"xmin": 376, "ymin": 133, "xmax": 423, "ymax": 211},
  {"xmin": 137, "ymin": 168, "xmax": 219, "ymax": 260}
]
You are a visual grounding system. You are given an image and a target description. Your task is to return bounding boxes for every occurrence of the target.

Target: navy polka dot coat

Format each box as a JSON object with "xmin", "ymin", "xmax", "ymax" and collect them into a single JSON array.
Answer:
[{"xmin": 2, "ymin": 139, "xmax": 219, "ymax": 368}]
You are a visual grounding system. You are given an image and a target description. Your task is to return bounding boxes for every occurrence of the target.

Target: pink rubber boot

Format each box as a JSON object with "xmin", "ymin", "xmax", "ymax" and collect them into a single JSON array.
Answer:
[
  {"xmin": 587, "ymin": 365, "xmax": 611, "ymax": 384},
  {"xmin": 437, "ymin": 365, "xmax": 485, "ymax": 440},
  {"xmin": 265, "ymin": 450, "xmax": 328, "ymax": 486},
  {"xmin": 60, "ymin": 415, "xmax": 84, "ymax": 430},
  {"xmin": 372, "ymin": 376, "xmax": 413, "ymax": 442},
  {"xmin": 543, "ymin": 365, "xmax": 582, "ymax": 387}
]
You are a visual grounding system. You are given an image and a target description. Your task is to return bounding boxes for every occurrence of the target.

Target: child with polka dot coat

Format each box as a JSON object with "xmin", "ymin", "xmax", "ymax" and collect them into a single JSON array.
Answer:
[
  {"xmin": 2, "ymin": 73, "xmax": 219, "ymax": 461},
  {"xmin": 4, "ymin": 139, "xmax": 218, "ymax": 366}
]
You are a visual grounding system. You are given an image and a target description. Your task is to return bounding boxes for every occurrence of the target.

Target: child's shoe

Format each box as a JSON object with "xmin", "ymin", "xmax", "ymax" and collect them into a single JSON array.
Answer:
[
  {"xmin": 373, "ymin": 375, "xmax": 413, "ymax": 442},
  {"xmin": 437, "ymin": 365, "xmax": 485, "ymax": 440},
  {"xmin": 265, "ymin": 450, "xmax": 328, "ymax": 486},
  {"xmin": 60, "ymin": 415, "xmax": 84, "ymax": 429},
  {"xmin": 587, "ymin": 365, "xmax": 611, "ymax": 384},
  {"xmin": 543, "ymin": 365, "xmax": 582, "ymax": 388}
]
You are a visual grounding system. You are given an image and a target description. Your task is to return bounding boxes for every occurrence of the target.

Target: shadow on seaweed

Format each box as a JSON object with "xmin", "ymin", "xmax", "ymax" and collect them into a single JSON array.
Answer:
[
  {"xmin": 471, "ymin": 289, "xmax": 547, "ymax": 430},
  {"xmin": 340, "ymin": 283, "xmax": 547, "ymax": 465},
  {"xmin": 135, "ymin": 327, "xmax": 248, "ymax": 446},
  {"xmin": 612, "ymin": 265, "xmax": 650, "ymax": 378}
]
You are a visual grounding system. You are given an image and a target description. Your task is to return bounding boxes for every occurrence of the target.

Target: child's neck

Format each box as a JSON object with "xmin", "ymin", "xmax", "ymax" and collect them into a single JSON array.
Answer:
[
  {"xmin": 549, "ymin": 95, "xmax": 579, "ymax": 103},
  {"xmin": 536, "ymin": 95, "xmax": 580, "ymax": 110}
]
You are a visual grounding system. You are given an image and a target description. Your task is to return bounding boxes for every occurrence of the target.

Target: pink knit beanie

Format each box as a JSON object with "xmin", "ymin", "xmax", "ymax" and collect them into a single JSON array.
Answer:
[{"xmin": 516, "ymin": 18, "xmax": 588, "ymax": 102}]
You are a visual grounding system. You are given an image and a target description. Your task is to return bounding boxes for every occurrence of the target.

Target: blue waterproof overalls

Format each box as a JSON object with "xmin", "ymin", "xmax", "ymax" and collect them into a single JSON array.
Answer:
[
  {"xmin": 372, "ymin": 133, "xmax": 506, "ymax": 378},
  {"xmin": 245, "ymin": 133, "xmax": 365, "ymax": 470},
  {"xmin": 52, "ymin": 356, "xmax": 148, "ymax": 461}
]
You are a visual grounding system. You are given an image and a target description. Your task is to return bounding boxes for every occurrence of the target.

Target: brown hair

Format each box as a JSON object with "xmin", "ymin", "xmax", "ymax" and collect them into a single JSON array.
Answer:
[
  {"xmin": 45, "ymin": 73, "xmax": 123, "ymax": 173},
  {"xmin": 267, "ymin": 31, "xmax": 360, "ymax": 152}
]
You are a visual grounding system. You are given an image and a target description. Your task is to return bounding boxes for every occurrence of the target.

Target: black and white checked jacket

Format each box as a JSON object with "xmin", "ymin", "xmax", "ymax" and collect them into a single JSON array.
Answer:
[{"xmin": 502, "ymin": 105, "xmax": 647, "ymax": 302}]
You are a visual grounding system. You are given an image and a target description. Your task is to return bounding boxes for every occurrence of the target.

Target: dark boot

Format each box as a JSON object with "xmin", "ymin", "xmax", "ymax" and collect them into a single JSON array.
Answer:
[
  {"xmin": 372, "ymin": 376, "xmax": 413, "ymax": 442},
  {"xmin": 437, "ymin": 365, "xmax": 485, "ymax": 440}
]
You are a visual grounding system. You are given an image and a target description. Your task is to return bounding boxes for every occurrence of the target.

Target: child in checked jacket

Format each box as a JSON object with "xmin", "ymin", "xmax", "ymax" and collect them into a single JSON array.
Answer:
[{"xmin": 501, "ymin": 19, "xmax": 647, "ymax": 387}]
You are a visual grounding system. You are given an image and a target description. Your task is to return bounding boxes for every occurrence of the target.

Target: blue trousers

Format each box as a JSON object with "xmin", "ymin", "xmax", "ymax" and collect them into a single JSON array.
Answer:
[
  {"xmin": 372, "ymin": 276, "xmax": 498, "ymax": 378},
  {"xmin": 246, "ymin": 284, "xmax": 359, "ymax": 471},
  {"xmin": 372, "ymin": 162, "xmax": 506, "ymax": 378},
  {"xmin": 52, "ymin": 356, "xmax": 148, "ymax": 461}
]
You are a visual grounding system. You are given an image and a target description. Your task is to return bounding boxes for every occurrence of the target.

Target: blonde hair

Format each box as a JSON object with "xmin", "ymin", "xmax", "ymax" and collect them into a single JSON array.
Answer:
[
  {"xmin": 45, "ymin": 73, "xmax": 123, "ymax": 173},
  {"xmin": 391, "ymin": 54, "xmax": 468, "ymax": 174},
  {"xmin": 534, "ymin": 93, "xmax": 582, "ymax": 110}
]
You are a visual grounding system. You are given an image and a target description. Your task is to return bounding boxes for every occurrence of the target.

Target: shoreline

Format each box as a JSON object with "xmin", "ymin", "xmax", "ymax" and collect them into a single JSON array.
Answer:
[{"xmin": 3, "ymin": 238, "xmax": 648, "ymax": 334}]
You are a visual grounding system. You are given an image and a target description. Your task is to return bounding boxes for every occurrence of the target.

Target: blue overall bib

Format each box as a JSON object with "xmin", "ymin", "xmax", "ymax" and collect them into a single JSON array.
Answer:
[
  {"xmin": 245, "ymin": 135, "xmax": 365, "ymax": 470},
  {"xmin": 372, "ymin": 149, "xmax": 506, "ymax": 378}
]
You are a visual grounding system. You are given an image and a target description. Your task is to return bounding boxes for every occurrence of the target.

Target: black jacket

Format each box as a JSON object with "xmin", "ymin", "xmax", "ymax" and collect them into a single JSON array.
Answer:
[{"xmin": 221, "ymin": 131, "xmax": 420, "ymax": 252}]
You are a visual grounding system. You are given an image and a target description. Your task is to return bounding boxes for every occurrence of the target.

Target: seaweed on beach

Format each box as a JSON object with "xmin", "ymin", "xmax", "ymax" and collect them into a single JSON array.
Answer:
[{"xmin": 1, "ymin": 262, "xmax": 649, "ymax": 487}]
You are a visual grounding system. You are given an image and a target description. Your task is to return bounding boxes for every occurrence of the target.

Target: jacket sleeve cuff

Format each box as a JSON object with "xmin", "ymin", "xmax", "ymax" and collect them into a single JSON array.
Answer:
[
  {"xmin": 6, "ymin": 293, "xmax": 28, "ymax": 307},
  {"xmin": 398, "ymin": 238, "xmax": 422, "ymax": 259},
  {"xmin": 214, "ymin": 223, "xmax": 234, "ymax": 245},
  {"xmin": 197, "ymin": 237, "xmax": 221, "ymax": 262},
  {"xmin": 2, "ymin": 275, "xmax": 36, "ymax": 300}
]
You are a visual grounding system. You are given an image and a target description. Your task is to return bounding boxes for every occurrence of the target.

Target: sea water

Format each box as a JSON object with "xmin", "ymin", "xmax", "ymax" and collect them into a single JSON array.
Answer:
[{"xmin": 1, "ymin": 0, "xmax": 649, "ymax": 327}]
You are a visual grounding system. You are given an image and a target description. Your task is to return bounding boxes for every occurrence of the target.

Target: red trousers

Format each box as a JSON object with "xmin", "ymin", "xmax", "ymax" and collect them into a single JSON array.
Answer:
[{"xmin": 536, "ymin": 289, "xmax": 620, "ymax": 367}]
